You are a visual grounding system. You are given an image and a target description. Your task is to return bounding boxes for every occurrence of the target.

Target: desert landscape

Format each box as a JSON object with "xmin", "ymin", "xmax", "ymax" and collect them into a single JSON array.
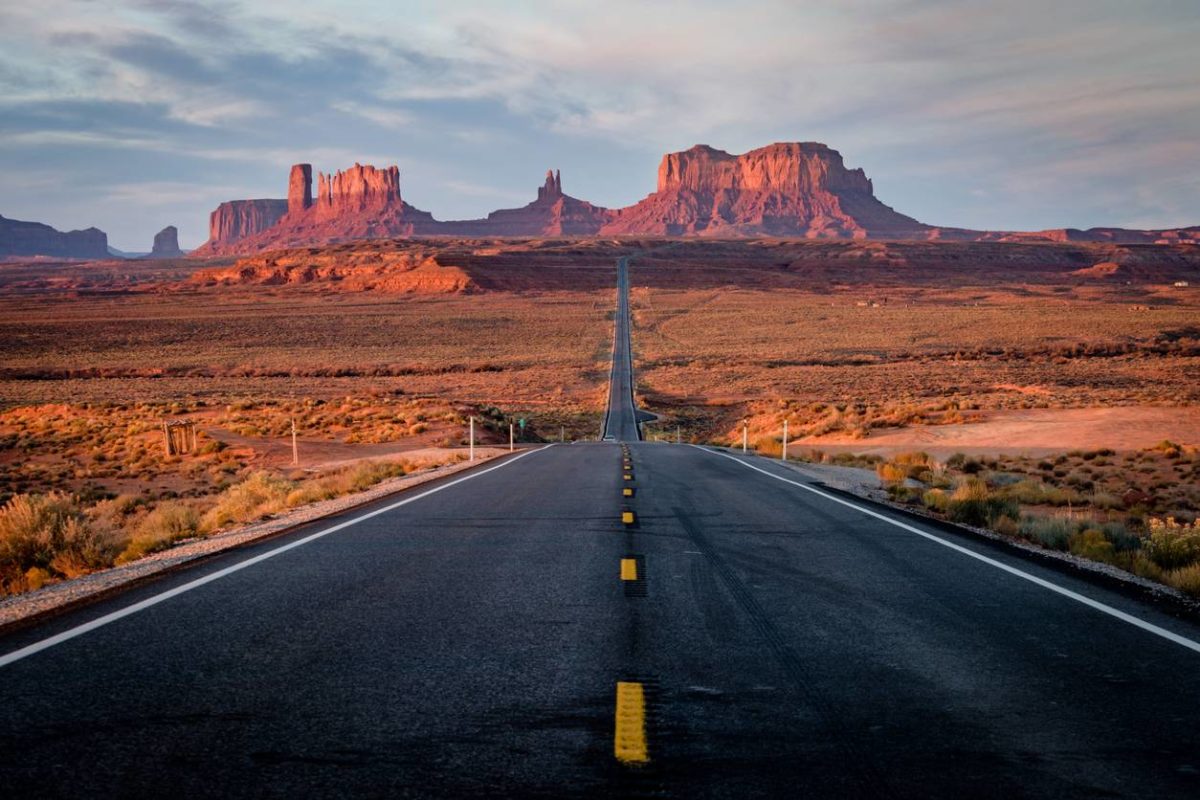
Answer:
[
  {"xmin": 5, "ymin": 3, "xmax": 1200, "ymax": 795},
  {"xmin": 3, "ymin": 230, "xmax": 1198, "ymax": 596}
]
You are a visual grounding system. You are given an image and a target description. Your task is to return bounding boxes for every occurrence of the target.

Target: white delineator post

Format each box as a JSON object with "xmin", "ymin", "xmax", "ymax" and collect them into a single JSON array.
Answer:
[
  {"xmin": 469, "ymin": 416, "xmax": 475, "ymax": 462},
  {"xmin": 509, "ymin": 423, "xmax": 514, "ymax": 452},
  {"xmin": 782, "ymin": 419, "xmax": 789, "ymax": 462},
  {"xmin": 291, "ymin": 418, "xmax": 299, "ymax": 465},
  {"xmin": 742, "ymin": 419, "xmax": 748, "ymax": 454}
]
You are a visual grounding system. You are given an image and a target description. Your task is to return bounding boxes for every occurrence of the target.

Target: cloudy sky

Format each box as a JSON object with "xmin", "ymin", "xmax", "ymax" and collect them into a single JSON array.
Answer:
[{"xmin": 1, "ymin": 0, "xmax": 1197, "ymax": 250}]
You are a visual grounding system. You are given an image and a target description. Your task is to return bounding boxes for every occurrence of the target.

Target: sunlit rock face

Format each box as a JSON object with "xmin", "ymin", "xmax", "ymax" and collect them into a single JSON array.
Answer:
[{"xmin": 602, "ymin": 142, "xmax": 928, "ymax": 238}]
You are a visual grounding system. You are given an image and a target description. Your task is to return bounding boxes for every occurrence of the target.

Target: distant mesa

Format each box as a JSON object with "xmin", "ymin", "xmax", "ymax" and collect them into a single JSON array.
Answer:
[
  {"xmin": 601, "ymin": 142, "xmax": 928, "ymax": 238},
  {"xmin": 149, "ymin": 225, "xmax": 183, "ymax": 258},
  {"xmin": 191, "ymin": 199, "xmax": 289, "ymax": 257},
  {"xmin": 0, "ymin": 214, "xmax": 109, "ymax": 260},
  {"xmin": 191, "ymin": 141, "xmax": 1200, "ymax": 255}
]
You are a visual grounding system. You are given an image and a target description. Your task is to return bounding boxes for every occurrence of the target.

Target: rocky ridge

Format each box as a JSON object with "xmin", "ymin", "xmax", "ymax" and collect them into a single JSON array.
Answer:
[
  {"xmin": 0, "ymin": 214, "xmax": 109, "ymax": 260},
  {"xmin": 193, "ymin": 142, "xmax": 1200, "ymax": 254}
]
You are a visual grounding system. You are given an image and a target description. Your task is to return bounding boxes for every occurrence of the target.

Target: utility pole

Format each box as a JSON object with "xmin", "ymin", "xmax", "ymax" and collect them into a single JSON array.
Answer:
[
  {"xmin": 509, "ymin": 422, "xmax": 514, "ymax": 452},
  {"xmin": 469, "ymin": 416, "xmax": 475, "ymax": 462},
  {"xmin": 742, "ymin": 418, "xmax": 749, "ymax": 454},
  {"xmin": 782, "ymin": 419, "xmax": 789, "ymax": 462},
  {"xmin": 291, "ymin": 418, "xmax": 299, "ymax": 465}
]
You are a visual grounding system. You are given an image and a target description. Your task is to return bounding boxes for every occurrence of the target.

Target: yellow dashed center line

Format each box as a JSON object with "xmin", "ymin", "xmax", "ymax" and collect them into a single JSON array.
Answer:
[
  {"xmin": 624, "ymin": 474, "xmax": 633, "ymax": 481},
  {"xmin": 614, "ymin": 681, "xmax": 649, "ymax": 764},
  {"xmin": 622, "ymin": 511, "xmax": 635, "ymax": 525},
  {"xmin": 623, "ymin": 487, "xmax": 634, "ymax": 497},
  {"xmin": 620, "ymin": 558, "xmax": 639, "ymax": 581}
]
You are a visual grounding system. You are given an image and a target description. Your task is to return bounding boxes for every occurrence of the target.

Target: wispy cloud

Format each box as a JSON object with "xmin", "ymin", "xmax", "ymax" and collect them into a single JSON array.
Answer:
[{"xmin": 0, "ymin": 0, "xmax": 1197, "ymax": 248}]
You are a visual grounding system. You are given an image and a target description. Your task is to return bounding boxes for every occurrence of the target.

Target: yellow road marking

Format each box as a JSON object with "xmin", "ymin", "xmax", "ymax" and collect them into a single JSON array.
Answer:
[
  {"xmin": 624, "ymin": 474, "xmax": 633, "ymax": 481},
  {"xmin": 620, "ymin": 558, "xmax": 638, "ymax": 580},
  {"xmin": 622, "ymin": 511, "xmax": 635, "ymax": 525},
  {"xmin": 623, "ymin": 487, "xmax": 634, "ymax": 497},
  {"xmin": 614, "ymin": 681, "xmax": 649, "ymax": 764}
]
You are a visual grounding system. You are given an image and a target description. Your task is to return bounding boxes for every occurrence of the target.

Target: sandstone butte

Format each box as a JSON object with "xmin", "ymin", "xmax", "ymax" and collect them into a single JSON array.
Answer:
[
  {"xmin": 195, "ymin": 141, "xmax": 1200, "ymax": 256},
  {"xmin": 149, "ymin": 225, "xmax": 183, "ymax": 258}
]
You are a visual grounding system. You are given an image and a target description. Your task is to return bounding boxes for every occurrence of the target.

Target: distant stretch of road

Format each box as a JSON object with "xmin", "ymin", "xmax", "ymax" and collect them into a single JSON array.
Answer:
[
  {"xmin": 602, "ymin": 256, "xmax": 640, "ymax": 442},
  {"xmin": 2, "ymin": 259, "xmax": 1200, "ymax": 798}
]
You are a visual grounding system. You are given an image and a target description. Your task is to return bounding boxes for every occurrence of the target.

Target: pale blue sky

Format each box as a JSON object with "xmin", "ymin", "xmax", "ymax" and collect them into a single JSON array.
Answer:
[{"xmin": 1, "ymin": 0, "xmax": 1197, "ymax": 249}]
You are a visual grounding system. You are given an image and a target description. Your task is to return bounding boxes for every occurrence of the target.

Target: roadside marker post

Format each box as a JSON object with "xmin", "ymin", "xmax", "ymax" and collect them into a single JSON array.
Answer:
[
  {"xmin": 782, "ymin": 419, "xmax": 788, "ymax": 462},
  {"xmin": 291, "ymin": 418, "xmax": 299, "ymax": 466},
  {"xmin": 509, "ymin": 423, "xmax": 514, "ymax": 452},
  {"xmin": 469, "ymin": 416, "xmax": 475, "ymax": 462},
  {"xmin": 742, "ymin": 418, "xmax": 749, "ymax": 454}
]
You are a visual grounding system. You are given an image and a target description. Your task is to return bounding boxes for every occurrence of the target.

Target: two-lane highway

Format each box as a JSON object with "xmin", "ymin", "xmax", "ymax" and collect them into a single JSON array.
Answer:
[
  {"xmin": 2, "ymin": 257, "xmax": 1200, "ymax": 797},
  {"xmin": 601, "ymin": 256, "xmax": 640, "ymax": 442}
]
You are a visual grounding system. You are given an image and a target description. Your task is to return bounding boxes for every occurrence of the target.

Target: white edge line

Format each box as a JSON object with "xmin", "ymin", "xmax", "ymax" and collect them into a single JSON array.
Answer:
[
  {"xmin": 692, "ymin": 445, "xmax": 1200, "ymax": 656},
  {"xmin": 0, "ymin": 445, "xmax": 555, "ymax": 669}
]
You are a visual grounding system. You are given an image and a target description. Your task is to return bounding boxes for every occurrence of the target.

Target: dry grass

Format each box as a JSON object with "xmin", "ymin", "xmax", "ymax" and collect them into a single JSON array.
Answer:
[
  {"xmin": 861, "ymin": 445, "xmax": 1200, "ymax": 596},
  {"xmin": 0, "ymin": 455, "xmax": 467, "ymax": 596}
]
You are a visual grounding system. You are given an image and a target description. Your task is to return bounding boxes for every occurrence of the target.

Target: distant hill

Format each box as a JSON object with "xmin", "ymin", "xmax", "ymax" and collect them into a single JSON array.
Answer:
[
  {"xmin": 188, "ymin": 143, "xmax": 1200, "ymax": 254},
  {"xmin": 0, "ymin": 214, "xmax": 109, "ymax": 260}
]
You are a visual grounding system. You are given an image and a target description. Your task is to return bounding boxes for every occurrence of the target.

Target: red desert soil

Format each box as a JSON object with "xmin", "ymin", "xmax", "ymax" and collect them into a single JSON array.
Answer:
[{"xmin": 796, "ymin": 407, "xmax": 1200, "ymax": 458}]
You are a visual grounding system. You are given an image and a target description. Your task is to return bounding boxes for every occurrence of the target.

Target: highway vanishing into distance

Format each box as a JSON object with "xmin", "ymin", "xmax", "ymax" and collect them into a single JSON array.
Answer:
[{"xmin": 3, "ymin": 258, "xmax": 1200, "ymax": 798}]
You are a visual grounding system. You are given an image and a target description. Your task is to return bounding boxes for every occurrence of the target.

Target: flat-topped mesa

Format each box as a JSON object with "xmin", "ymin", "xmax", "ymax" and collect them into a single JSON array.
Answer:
[
  {"xmin": 314, "ymin": 163, "xmax": 402, "ymax": 216},
  {"xmin": 192, "ymin": 199, "xmax": 287, "ymax": 256},
  {"xmin": 603, "ymin": 141, "xmax": 926, "ymax": 238},
  {"xmin": 657, "ymin": 142, "xmax": 874, "ymax": 196},
  {"xmin": 287, "ymin": 164, "xmax": 313, "ymax": 215},
  {"xmin": 0, "ymin": 214, "xmax": 109, "ymax": 259}
]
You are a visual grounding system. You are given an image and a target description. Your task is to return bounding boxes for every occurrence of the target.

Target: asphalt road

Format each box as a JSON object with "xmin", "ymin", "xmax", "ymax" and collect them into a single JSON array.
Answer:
[
  {"xmin": 601, "ymin": 256, "xmax": 641, "ymax": 443},
  {"xmin": 2, "ymin": 260, "xmax": 1200, "ymax": 798}
]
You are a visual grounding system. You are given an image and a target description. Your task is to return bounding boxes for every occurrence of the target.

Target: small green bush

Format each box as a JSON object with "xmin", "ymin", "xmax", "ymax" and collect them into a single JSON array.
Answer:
[
  {"xmin": 1143, "ymin": 517, "xmax": 1200, "ymax": 570},
  {"xmin": 118, "ymin": 502, "xmax": 199, "ymax": 564},
  {"xmin": 1163, "ymin": 564, "xmax": 1200, "ymax": 596},
  {"xmin": 1019, "ymin": 515, "xmax": 1072, "ymax": 551},
  {"xmin": 1069, "ymin": 529, "xmax": 1115, "ymax": 563},
  {"xmin": 201, "ymin": 472, "xmax": 294, "ymax": 532}
]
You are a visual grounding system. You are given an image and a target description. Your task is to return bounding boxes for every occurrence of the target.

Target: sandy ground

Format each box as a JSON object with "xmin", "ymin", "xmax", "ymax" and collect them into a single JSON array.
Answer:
[
  {"xmin": 795, "ymin": 406, "xmax": 1199, "ymax": 457},
  {"xmin": 204, "ymin": 427, "xmax": 508, "ymax": 471}
]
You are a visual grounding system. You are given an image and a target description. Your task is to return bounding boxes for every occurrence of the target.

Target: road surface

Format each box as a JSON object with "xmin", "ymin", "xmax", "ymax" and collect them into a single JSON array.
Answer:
[
  {"xmin": 601, "ymin": 256, "xmax": 641, "ymax": 442},
  {"xmin": 2, "ymin": 259, "xmax": 1200, "ymax": 798}
]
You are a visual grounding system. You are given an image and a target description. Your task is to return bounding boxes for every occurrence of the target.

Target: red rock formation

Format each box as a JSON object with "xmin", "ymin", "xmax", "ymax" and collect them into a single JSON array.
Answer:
[
  {"xmin": 437, "ymin": 169, "xmax": 614, "ymax": 237},
  {"xmin": 288, "ymin": 164, "xmax": 313, "ymax": 215},
  {"xmin": 213, "ymin": 163, "xmax": 436, "ymax": 253},
  {"xmin": 314, "ymin": 163, "xmax": 401, "ymax": 215},
  {"xmin": 0, "ymin": 214, "xmax": 108, "ymax": 260},
  {"xmin": 602, "ymin": 143, "xmax": 928, "ymax": 238},
  {"xmin": 192, "ymin": 199, "xmax": 287, "ymax": 256},
  {"xmin": 190, "ymin": 144, "xmax": 1200, "ymax": 255},
  {"xmin": 149, "ymin": 225, "xmax": 182, "ymax": 258},
  {"xmin": 191, "ymin": 242, "xmax": 474, "ymax": 294}
]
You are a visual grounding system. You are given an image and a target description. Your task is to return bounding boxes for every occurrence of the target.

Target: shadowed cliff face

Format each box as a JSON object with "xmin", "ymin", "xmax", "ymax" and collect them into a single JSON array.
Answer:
[
  {"xmin": 0, "ymin": 214, "xmax": 109, "ymax": 260},
  {"xmin": 150, "ymin": 225, "xmax": 182, "ymax": 258}
]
